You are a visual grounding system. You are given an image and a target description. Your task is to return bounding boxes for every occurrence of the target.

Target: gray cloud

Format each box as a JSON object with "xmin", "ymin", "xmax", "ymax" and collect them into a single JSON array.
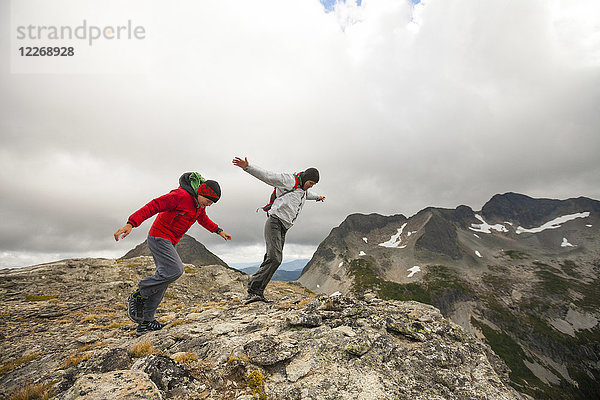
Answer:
[{"xmin": 2, "ymin": 0, "xmax": 599, "ymax": 267}]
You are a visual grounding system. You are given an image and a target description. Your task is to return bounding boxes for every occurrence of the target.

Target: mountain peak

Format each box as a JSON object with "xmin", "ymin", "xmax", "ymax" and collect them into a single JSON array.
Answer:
[
  {"xmin": 482, "ymin": 192, "xmax": 600, "ymax": 228},
  {"xmin": 339, "ymin": 213, "xmax": 407, "ymax": 235}
]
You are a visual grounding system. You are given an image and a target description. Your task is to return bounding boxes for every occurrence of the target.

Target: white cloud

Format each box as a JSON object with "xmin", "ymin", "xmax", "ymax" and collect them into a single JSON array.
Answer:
[{"xmin": 1, "ymin": 0, "xmax": 599, "ymax": 267}]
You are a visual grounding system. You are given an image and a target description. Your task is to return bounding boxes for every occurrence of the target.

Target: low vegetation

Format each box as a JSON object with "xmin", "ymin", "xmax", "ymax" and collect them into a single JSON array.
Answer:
[
  {"xmin": 184, "ymin": 265, "xmax": 196, "ymax": 273},
  {"xmin": 60, "ymin": 352, "xmax": 92, "ymax": 369},
  {"xmin": 8, "ymin": 381, "xmax": 54, "ymax": 400},
  {"xmin": 0, "ymin": 353, "xmax": 40, "ymax": 376},
  {"xmin": 128, "ymin": 342, "xmax": 158, "ymax": 358},
  {"xmin": 503, "ymin": 250, "xmax": 529, "ymax": 260},
  {"xmin": 347, "ymin": 259, "xmax": 473, "ymax": 308},
  {"xmin": 25, "ymin": 295, "xmax": 56, "ymax": 302},
  {"xmin": 470, "ymin": 318, "xmax": 545, "ymax": 396},
  {"xmin": 172, "ymin": 352, "xmax": 198, "ymax": 364},
  {"xmin": 247, "ymin": 370, "xmax": 267, "ymax": 400}
]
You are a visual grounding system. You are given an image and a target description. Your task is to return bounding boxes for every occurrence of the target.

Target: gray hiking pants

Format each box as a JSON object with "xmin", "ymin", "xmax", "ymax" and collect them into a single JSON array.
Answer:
[
  {"xmin": 248, "ymin": 216, "xmax": 288, "ymax": 295},
  {"xmin": 138, "ymin": 235, "xmax": 184, "ymax": 321}
]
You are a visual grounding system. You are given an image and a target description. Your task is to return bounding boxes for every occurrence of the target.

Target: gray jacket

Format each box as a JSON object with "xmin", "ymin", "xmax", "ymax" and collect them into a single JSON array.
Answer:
[{"xmin": 244, "ymin": 164, "xmax": 321, "ymax": 229}]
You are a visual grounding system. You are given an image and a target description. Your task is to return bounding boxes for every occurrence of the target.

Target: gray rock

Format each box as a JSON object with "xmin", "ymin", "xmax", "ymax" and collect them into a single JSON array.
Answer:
[
  {"xmin": 286, "ymin": 311, "xmax": 322, "ymax": 327},
  {"xmin": 244, "ymin": 337, "xmax": 300, "ymax": 366},
  {"xmin": 54, "ymin": 370, "xmax": 162, "ymax": 399},
  {"xmin": 132, "ymin": 355, "xmax": 197, "ymax": 397},
  {"xmin": 286, "ymin": 357, "xmax": 312, "ymax": 382},
  {"xmin": 344, "ymin": 334, "xmax": 372, "ymax": 356},
  {"xmin": 81, "ymin": 348, "xmax": 133, "ymax": 373}
]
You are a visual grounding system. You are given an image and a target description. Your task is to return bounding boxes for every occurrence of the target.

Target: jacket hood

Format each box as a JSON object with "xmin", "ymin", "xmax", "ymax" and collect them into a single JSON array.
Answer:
[{"xmin": 179, "ymin": 172, "xmax": 202, "ymax": 208}]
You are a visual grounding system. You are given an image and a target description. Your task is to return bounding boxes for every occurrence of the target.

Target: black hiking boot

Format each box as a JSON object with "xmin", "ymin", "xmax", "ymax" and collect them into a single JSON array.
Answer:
[
  {"xmin": 244, "ymin": 293, "xmax": 272, "ymax": 305},
  {"xmin": 127, "ymin": 289, "xmax": 145, "ymax": 323},
  {"xmin": 136, "ymin": 320, "xmax": 165, "ymax": 336}
]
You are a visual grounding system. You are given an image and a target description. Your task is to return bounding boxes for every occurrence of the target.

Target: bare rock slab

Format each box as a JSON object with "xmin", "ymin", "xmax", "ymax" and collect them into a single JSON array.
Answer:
[{"xmin": 55, "ymin": 370, "xmax": 162, "ymax": 400}]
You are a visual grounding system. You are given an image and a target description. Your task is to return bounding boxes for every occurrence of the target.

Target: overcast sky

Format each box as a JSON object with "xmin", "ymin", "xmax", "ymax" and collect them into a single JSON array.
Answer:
[{"xmin": 1, "ymin": 0, "xmax": 599, "ymax": 268}]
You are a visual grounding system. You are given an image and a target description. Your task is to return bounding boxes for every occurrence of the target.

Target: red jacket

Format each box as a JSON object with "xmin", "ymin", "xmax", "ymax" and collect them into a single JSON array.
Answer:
[{"xmin": 127, "ymin": 187, "xmax": 219, "ymax": 245}]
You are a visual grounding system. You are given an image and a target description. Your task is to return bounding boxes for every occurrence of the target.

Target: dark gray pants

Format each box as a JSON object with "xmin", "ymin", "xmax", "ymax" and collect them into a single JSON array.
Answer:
[
  {"xmin": 248, "ymin": 216, "xmax": 288, "ymax": 295},
  {"xmin": 138, "ymin": 235, "xmax": 184, "ymax": 321}
]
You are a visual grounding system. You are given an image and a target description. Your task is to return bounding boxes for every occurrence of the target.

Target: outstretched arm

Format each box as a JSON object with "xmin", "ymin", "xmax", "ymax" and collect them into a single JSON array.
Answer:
[
  {"xmin": 114, "ymin": 191, "xmax": 179, "ymax": 242},
  {"xmin": 232, "ymin": 156, "xmax": 296, "ymax": 189},
  {"xmin": 307, "ymin": 189, "xmax": 325, "ymax": 202}
]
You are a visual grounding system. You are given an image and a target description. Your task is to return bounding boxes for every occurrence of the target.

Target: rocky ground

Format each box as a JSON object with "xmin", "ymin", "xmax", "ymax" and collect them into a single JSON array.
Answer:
[{"xmin": 0, "ymin": 257, "xmax": 527, "ymax": 399}]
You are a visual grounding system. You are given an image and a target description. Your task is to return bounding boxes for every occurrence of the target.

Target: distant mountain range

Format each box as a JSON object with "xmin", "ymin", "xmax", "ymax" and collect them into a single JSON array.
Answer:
[
  {"xmin": 298, "ymin": 192, "xmax": 600, "ymax": 399},
  {"xmin": 122, "ymin": 235, "xmax": 309, "ymax": 282},
  {"xmin": 230, "ymin": 259, "xmax": 310, "ymax": 282}
]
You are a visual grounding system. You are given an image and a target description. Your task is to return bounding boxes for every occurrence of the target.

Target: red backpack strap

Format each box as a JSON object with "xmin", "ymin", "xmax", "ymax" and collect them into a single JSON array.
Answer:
[
  {"xmin": 260, "ymin": 173, "xmax": 302, "ymax": 213},
  {"xmin": 262, "ymin": 188, "xmax": 278, "ymax": 212},
  {"xmin": 293, "ymin": 173, "xmax": 302, "ymax": 189}
]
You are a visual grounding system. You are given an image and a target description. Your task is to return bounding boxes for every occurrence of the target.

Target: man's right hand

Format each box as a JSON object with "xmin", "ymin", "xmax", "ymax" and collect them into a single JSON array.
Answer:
[
  {"xmin": 232, "ymin": 156, "xmax": 249, "ymax": 169},
  {"xmin": 114, "ymin": 224, "xmax": 132, "ymax": 241}
]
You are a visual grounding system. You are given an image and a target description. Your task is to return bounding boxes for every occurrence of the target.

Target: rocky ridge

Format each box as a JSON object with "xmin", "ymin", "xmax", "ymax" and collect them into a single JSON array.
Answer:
[{"xmin": 0, "ymin": 257, "xmax": 525, "ymax": 399}]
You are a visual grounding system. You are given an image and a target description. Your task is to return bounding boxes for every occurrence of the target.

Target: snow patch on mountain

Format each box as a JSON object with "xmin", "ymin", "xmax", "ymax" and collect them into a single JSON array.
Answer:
[
  {"xmin": 379, "ymin": 223, "xmax": 407, "ymax": 248},
  {"xmin": 407, "ymin": 266, "xmax": 421, "ymax": 278},
  {"xmin": 516, "ymin": 212, "xmax": 590, "ymax": 234},
  {"xmin": 469, "ymin": 214, "xmax": 509, "ymax": 234},
  {"xmin": 561, "ymin": 238, "xmax": 574, "ymax": 248}
]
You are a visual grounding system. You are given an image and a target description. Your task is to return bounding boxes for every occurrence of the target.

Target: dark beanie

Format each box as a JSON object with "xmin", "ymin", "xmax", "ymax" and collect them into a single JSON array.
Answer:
[
  {"xmin": 197, "ymin": 180, "xmax": 221, "ymax": 202},
  {"xmin": 301, "ymin": 168, "xmax": 320, "ymax": 185}
]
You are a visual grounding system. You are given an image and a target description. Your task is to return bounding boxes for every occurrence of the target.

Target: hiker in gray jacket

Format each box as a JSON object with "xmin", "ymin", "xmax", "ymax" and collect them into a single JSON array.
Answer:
[{"xmin": 233, "ymin": 156, "xmax": 325, "ymax": 303}]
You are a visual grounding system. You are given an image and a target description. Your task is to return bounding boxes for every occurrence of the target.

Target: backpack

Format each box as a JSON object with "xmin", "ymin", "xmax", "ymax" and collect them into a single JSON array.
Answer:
[{"xmin": 261, "ymin": 173, "xmax": 302, "ymax": 212}]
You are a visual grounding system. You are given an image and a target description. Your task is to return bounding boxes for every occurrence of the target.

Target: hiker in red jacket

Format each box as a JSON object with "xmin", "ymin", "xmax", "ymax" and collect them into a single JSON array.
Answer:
[{"xmin": 114, "ymin": 172, "xmax": 231, "ymax": 335}]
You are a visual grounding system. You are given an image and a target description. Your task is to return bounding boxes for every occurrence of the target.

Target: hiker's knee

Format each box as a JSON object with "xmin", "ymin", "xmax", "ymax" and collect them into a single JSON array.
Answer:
[
  {"xmin": 161, "ymin": 262, "xmax": 184, "ymax": 282},
  {"xmin": 173, "ymin": 264, "xmax": 185, "ymax": 279},
  {"xmin": 265, "ymin": 251, "xmax": 282, "ymax": 266}
]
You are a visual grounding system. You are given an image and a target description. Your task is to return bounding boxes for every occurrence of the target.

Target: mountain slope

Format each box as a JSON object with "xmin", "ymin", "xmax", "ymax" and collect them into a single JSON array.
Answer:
[{"xmin": 299, "ymin": 193, "xmax": 600, "ymax": 399}]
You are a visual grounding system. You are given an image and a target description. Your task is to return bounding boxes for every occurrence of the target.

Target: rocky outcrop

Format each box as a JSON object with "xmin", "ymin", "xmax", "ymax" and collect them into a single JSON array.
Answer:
[{"xmin": 0, "ymin": 258, "xmax": 525, "ymax": 400}]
